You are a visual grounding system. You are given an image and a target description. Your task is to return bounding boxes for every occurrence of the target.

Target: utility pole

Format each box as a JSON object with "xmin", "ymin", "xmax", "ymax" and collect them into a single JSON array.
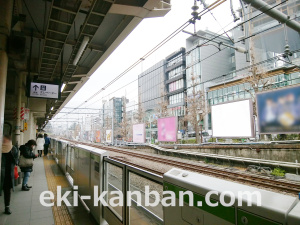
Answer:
[
  {"xmin": 149, "ymin": 117, "xmax": 152, "ymax": 144},
  {"xmin": 111, "ymin": 109, "xmax": 114, "ymax": 146}
]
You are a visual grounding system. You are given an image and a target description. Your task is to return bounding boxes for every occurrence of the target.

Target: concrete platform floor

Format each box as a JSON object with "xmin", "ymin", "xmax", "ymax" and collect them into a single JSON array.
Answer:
[
  {"xmin": 0, "ymin": 155, "xmax": 162, "ymax": 225},
  {"xmin": 0, "ymin": 156, "xmax": 54, "ymax": 225},
  {"xmin": 0, "ymin": 156, "xmax": 97, "ymax": 225}
]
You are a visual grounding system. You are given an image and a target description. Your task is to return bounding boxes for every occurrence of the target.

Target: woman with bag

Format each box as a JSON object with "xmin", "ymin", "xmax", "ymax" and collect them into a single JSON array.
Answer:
[
  {"xmin": 19, "ymin": 140, "xmax": 37, "ymax": 191},
  {"xmin": 0, "ymin": 135, "xmax": 19, "ymax": 214},
  {"xmin": 36, "ymin": 134, "xmax": 45, "ymax": 157}
]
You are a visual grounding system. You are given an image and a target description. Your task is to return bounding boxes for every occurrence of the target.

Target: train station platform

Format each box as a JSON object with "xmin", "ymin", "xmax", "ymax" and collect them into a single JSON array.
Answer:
[{"xmin": 0, "ymin": 156, "xmax": 97, "ymax": 225}]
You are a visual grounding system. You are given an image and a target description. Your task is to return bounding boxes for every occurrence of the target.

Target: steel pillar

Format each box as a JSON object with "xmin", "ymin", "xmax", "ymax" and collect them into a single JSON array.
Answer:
[
  {"xmin": 0, "ymin": 0, "xmax": 13, "ymax": 166},
  {"xmin": 242, "ymin": 0, "xmax": 300, "ymax": 33}
]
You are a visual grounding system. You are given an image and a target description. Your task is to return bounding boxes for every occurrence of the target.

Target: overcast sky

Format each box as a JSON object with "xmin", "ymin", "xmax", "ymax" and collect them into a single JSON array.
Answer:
[{"xmin": 55, "ymin": 0, "xmax": 242, "ymax": 120}]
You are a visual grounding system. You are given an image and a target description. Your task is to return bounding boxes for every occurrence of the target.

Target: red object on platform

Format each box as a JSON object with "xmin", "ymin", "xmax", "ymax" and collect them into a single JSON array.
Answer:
[
  {"xmin": 20, "ymin": 107, "xmax": 24, "ymax": 120},
  {"xmin": 14, "ymin": 166, "xmax": 19, "ymax": 179}
]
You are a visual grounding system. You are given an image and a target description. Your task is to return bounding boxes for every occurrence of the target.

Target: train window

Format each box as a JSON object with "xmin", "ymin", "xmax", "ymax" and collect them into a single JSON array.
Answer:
[
  {"xmin": 104, "ymin": 162, "xmax": 123, "ymax": 221},
  {"xmin": 128, "ymin": 172, "xmax": 163, "ymax": 225},
  {"xmin": 70, "ymin": 148, "xmax": 75, "ymax": 171}
]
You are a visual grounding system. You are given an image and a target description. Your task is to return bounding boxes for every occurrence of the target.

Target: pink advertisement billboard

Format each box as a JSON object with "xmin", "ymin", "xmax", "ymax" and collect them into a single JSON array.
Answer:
[
  {"xmin": 133, "ymin": 123, "xmax": 146, "ymax": 143},
  {"xmin": 158, "ymin": 116, "xmax": 178, "ymax": 142}
]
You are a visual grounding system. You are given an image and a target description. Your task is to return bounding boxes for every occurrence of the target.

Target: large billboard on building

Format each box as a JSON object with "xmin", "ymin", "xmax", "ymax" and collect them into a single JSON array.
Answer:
[
  {"xmin": 211, "ymin": 99, "xmax": 254, "ymax": 138},
  {"xmin": 158, "ymin": 116, "xmax": 178, "ymax": 142},
  {"xmin": 132, "ymin": 123, "xmax": 146, "ymax": 143},
  {"xmin": 106, "ymin": 130, "xmax": 112, "ymax": 143},
  {"xmin": 256, "ymin": 85, "xmax": 300, "ymax": 134}
]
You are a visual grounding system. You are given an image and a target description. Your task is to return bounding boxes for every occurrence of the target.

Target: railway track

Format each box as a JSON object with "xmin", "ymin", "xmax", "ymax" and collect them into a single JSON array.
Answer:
[{"xmin": 68, "ymin": 140, "xmax": 300, "ymax": 195}]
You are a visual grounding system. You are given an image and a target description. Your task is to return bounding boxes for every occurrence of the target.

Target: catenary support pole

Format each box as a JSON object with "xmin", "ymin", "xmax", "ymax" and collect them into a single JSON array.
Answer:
[
  {"xmin": 111, "ymin": 109, "xmax": 114, "ymax": 146},
  {"xmin": 0, "ymin": 0, "xmax": 13, "ymax": 170},
  {"xmin": 242, "ymin": 0, "xmax": 300, "ymax": 33}
]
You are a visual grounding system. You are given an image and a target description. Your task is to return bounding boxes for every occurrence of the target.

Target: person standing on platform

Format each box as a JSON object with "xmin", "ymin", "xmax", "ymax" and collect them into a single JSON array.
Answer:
[
  {"xmin": 0, "ymin": 135, "xmax": 19, "ymax": 214},
  {"xmin": 44, "ymin": 134, "xmax": 51, "ymax": 156},
  {"xmin": 36, "ymin": 134, "xmax": 45, "ymax": 157},
  {"xmin": 19, "ymin": 140, "xmax": 37, "ymax": 191}
]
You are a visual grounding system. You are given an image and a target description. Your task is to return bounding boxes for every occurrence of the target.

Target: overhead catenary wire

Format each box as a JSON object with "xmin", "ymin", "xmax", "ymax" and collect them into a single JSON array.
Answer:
[
  {"xmin": 53, "ymin": 47, "xmax": 300, "ymax": 122},
  {"xmin": 87, "ymin": 0, "xmax": 289, "ymax": 104},
  {"xmin": 54, "ymin": 0, "xmax": 229, "ymax": 118},
  {"xmin": 53, "ymin": 0, "xmax": 292, "ymax": 121},
  {"xmin": 83, "ymin": 4, "xmax": 295, "ymax": 111},
  {"xmin": 82, "ymin": 2, "xmax": 296, "ymax": 108}
]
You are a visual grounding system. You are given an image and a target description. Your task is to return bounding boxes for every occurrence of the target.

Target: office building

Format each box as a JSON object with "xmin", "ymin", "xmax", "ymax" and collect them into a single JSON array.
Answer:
[
  {"xmin": 165, "ymin": 48, "xmax": 187, "ymax": 117},
  {"xmin": 138, "ymin": 60, "xmax": 165, "ymax": 111}
]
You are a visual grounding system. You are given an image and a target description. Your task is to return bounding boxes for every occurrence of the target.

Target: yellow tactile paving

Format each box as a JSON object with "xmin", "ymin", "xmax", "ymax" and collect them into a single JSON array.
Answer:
[{"xmin": 43, "ymin": 156, "xmax": 74, "ymax": 225}]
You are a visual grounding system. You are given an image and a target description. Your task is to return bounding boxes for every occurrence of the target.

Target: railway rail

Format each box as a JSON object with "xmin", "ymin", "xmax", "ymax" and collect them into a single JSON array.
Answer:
[{"xmin": 67, "ymin": 140, "xmax": 300, "ymax": 195}]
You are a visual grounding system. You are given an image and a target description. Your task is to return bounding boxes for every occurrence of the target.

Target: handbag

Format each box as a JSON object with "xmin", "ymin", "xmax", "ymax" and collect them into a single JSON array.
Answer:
[
  {"xmin": 19, "ymin": 155, "xmax": 33, "ymax": 167},
  {"xmin": 14, "ymin": 166, "xmax": 19, "ymax": 179}
]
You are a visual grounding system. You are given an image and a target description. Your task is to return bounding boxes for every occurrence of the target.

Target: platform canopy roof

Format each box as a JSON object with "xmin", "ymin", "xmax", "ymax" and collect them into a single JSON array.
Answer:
[{"xmin": 8, "ymin": 0, "xmax": 170, "ymax": 126}]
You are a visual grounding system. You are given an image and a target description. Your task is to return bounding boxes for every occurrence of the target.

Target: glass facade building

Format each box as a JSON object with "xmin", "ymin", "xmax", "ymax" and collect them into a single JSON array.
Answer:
[
  {"xmin": 208, "ymin": 70, "xmax": 300, "ymax": 107},
  {"xmin": 138, "ymin": 60, "xmax": 165, "ymax": 111},
  {"xmin": 165, "ymin": 48, "xmax": 187, "ymax": 117}
]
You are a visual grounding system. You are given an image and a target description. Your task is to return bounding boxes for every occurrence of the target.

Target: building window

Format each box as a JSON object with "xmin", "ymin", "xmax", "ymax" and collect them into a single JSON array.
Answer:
[
  {"xmin": 169, "ymin": 93, "xmax": 184, "ymax": 105},
  {"xmin": 290, "ymin": 72, "xmax": 300, "ymax": 85},
  {"xmin": 170, "ymin": 106, "xmax": 185, "ymax": 116},
  {"xmin": 167, "ymin": 54, "xmax": 183, "ymax": 67},
  {"xmin": 168, "ymin": 79, "xmax": 184, "ymax": 92},
  {"xmin": 168, "ymin": 66, "xmax": 184, "ymax": 80}
]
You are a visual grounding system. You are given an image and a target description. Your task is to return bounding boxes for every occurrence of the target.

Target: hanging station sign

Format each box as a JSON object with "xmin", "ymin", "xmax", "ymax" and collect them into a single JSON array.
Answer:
[{"xmin": 28, "ymin": 82, "xmax": 60, "ymax": 99}]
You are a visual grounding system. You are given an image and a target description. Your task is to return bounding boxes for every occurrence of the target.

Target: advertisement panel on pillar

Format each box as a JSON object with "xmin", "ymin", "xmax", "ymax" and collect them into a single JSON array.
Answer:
[
  {"xmin": 132, "ymin": 123, "xmax": 146, "ymax": 143},
  {"xmin": 28, "ymin": 81, "xmax": 60, "ymax": 99},
  {"xmin": 106, "ymin": 130, "xmax": 112, "ymax": 143},
  {"xmin": 157, "ymin": 116, "xmax": 178, "ymax": 142},
  {"xmin": 256, "ymin": 85, "xmax": 300, "ymax": 134}
]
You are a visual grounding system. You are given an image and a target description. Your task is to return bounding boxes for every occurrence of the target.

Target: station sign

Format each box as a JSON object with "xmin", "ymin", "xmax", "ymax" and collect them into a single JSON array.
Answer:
[{"xmin": 28, "ymin": 82, "xmax": 60, "ymax": 99}]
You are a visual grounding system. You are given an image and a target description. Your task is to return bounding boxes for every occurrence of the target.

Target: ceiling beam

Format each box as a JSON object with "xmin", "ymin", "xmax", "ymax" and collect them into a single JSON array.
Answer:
[{"xmin": 23, "ymin": 29, "xmax": 104, "ymax": 52}]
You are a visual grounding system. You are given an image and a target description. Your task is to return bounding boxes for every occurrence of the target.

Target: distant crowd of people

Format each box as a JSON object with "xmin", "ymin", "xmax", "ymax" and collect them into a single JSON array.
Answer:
[{"xmin": 0, "ymin": 133, "xmax": 51, "ymax": 214}]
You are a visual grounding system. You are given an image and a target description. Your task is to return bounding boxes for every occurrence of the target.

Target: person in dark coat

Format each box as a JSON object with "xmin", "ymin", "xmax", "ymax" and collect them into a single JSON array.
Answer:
[
  {"xmin": 19, "ymin": 140, "xmax": 37, "ymax": 191},
  {"xmin": 0, "ymin": 135, "xmax": 19, "ymax": 214},
  {"xmin": 44, "ymin": 134, "xmax": 51, "ymax": 156}
]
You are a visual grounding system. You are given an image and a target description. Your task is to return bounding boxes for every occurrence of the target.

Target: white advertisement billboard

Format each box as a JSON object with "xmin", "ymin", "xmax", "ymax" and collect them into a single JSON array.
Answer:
[
  {"xmin": 132, "ymin": 123, "xmax": 146, "ymax": 143},
  {"xmin": 211, "ymin": 99, "xmax": 254, "ymax": 138},
  {"xmin": 106, "ymin": 130, "xmax": 112, "ymax": 143},
  {"xmin": 30, "ymin": 82, "xmax": 60, "ymax": 99}
]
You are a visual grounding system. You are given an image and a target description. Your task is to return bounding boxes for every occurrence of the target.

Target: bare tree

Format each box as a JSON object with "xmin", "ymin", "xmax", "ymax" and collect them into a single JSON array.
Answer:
[
  {"xmin": 119, "ymin": 96, "xmax": 130, "ymax": 141},
  {"xmin": 242, "ymin": 44, "xmax": 274, "ymax": 116},
  {"xmin": 184, "ymin": 75, "xmax": 209, "ymax": 143},
  {"xmin": 136, "ymin": 95, "xmax": 145, "ymax": 123},
  {"xmin": 156, "ymin": 83, "xmax": 169, "ymax": 118}
]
